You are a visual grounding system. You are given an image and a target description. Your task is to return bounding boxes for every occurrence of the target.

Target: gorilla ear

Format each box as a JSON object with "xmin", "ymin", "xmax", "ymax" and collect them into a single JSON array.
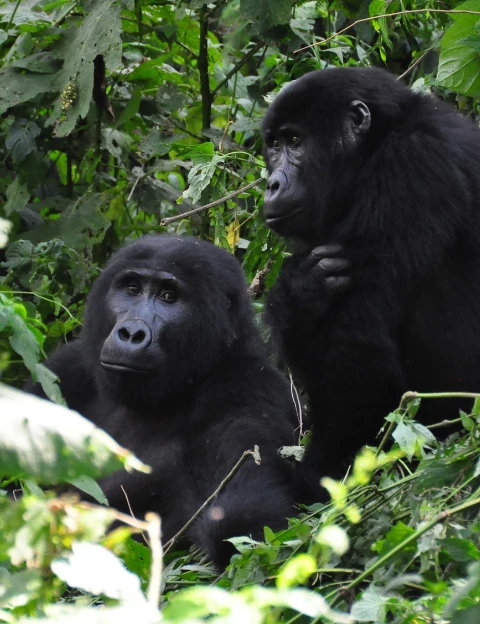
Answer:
[{"xmin": 350, "ymin": 100, "xmax": 371, "ymax": 134}]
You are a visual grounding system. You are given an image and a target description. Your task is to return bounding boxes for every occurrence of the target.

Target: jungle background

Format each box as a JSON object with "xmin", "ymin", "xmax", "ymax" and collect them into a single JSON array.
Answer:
[{"xmin": 1, "ymin": 1, "xmax": 480, "ymax": 622}]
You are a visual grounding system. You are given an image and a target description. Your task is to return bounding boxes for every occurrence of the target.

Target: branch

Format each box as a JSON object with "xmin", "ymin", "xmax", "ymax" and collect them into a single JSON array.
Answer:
[
  {"xmin": 163, "ymin": 446, "xmax": 260, "ymax": 555},
  {"xmin": 295, "ymin": 9, "xmax": 480, "ymax": 53},
  {"xmin": 160, "ymin": 177, "xmax": 263, "ymax": 226},
  {"xmin": 198, "ymin": 6, "xmax": 212, "ymax": 130}
]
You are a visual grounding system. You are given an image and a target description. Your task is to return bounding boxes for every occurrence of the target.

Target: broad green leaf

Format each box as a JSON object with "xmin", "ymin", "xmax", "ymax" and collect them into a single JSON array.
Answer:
[
  {"xmin": 47, "ymin": 0, "xmax": 133, "ymax": 136},
  {"xmin": 0, "ymin": 384, "xmax": 150, "ymax": 483},
  {"xmin": 23, "ymin": 194, "xmax": 111, "ymax": 251},
  {"xmin": 240, "ymin": 0, "xmax": 295, "ymax": 33},
  {"xmin": 9, "ymin": 315, "xmax": 41, "ymax": 372},
  {"xmin": 437, "ymin": 1, "xmax": 480, "ymax": 96},
  {"xmin": 51, "ymin": 542, "xmax": 146, "ymax": 602},
  {"xmin": 440, "ymin": 537, "xmax": 480, "ymax": 562},
  {"xmin": 34, "ymin": 363, "xmax": 66, "ymax": 405},
  {"xmin": 4, "ymin": 178, "xmax": 30, "ymax": 217},
  {"xmin": 6, "ymin": 120, "xmax": 40, "ymax": 163},
  {"xmin": 11, "ymin": 52, "xmax": 61, "ymax": 74},
  {"xmin": 350, "ymin": 584, "xmax": 388, "ymax": 622},
  {"xmin": 0, "ymin": 68, "xmax": 55, "ymax": 116}
]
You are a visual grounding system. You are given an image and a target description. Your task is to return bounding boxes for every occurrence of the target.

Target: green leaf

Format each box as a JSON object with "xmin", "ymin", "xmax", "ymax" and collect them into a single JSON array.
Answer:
[
  {"xmin": 47, "ymin": 0, "xmax": 133, "ymax": 136},
  {"xmin": 6, "ymin": 119, "xmax": 40, "ymax": 163},
  {"xmin": 0, "ymin": 67, "xmax": 55, "ymax": 116},
  {"xmin": 68, "ymin": 475, "xmax": 109, "ymax": 506},
  {"xmin": 350, "ymin": 584, "xmax": 388, "ymax": 622},
  {"xmin": 9, "ymin": 315, "xmax": 41, "ymax": 372},
  {"xmin": 240, "ymin": 0, "xmax": 295, "ymax": 33},
  {"xmin": 0, "ymin": 383, "xmax": 150, "ymax": 483},
  {"xmin": 437, "ymin": 1, "xmax": 480, "ymax": 96},
  {"xmin": 116, "ymin": 88, "xmax": 142, "ymax": 127},
  {"xmin": 52, "ymin": 542, "xmax": 146, "ymax": 602},
  {"xmin": 440, "ymin": 537, "xmax": 480, "ymax": 562},
  {"xmin": 23, "ymin": 194, "xmax": 111, "ymax": 251},
  {"xmin": 4, "ymin": 178, "xmax": 30, "ymax": 217},
  {"xmin": 35, "ymin": 363, "xmax": 66, "ymax": 405}
]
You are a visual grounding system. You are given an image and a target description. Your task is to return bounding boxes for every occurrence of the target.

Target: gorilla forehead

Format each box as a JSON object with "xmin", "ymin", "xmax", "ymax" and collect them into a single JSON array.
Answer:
[
  {"xmin": 261, "ymin": 67, "xmax": 407, "ymax": 131},
  {"xmin": 104, "ymin": 235, "xmax": 246, "ymax": 290}
]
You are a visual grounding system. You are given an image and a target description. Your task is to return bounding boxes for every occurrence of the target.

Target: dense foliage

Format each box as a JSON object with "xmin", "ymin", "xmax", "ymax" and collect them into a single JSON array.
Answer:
[{"xmin": 1, "ymin": 1, "xmax": 480, "ymax": 622}]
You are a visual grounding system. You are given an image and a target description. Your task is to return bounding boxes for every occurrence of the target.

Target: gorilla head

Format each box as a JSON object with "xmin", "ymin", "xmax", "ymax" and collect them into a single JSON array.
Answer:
[
  {"xmin": 82, "ymin": 236, "xmax": 257, "ymax": 405},
  {"xmin": 260, "ymin": 68, "xmax": 412, "ymax": 242}
]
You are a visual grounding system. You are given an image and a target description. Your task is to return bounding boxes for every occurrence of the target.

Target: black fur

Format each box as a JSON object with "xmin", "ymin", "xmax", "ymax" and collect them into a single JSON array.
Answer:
[
  {"xmin": 260, "ymin": 67, "xmax": 480, "ymax": 495},
  {"xmin": 29, "ymin": 235, "xmax": 297, "ymax": 568}
]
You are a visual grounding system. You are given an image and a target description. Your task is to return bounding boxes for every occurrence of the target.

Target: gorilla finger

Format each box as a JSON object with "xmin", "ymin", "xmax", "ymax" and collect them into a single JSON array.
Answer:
[
  {"xmin": 311, "ymin": 244, "xmax": 344, "ymax": 258},
  {"xmin": 325, "ymin": 276, "xmax": 351, "ymax": 292},
  {"xmin": 317, "ymin": 258, "xmax": 351, "ymax": 273}
]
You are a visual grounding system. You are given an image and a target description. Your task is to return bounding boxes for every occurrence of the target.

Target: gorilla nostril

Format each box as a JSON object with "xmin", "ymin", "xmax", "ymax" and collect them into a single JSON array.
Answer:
[
  {"xmin": 132, "ymin": 330, "xmax": 146, "ymax": 344},
  {"xmin": 118, "ymin": 327, "xmax": 130, "ymax": 341},
  {"xmin": 269, "ymin": 179, "xmax": 280, "ymax": 192}
]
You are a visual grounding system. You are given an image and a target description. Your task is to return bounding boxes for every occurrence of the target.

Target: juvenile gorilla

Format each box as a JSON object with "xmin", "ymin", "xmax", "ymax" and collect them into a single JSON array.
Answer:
[
  {"xmin": 30, "ymin": 235, "xmax": 297, "ymax": 567},
  {"xmin": 261, "ymin": 67, "xmax": 480, "ymax": 494}
]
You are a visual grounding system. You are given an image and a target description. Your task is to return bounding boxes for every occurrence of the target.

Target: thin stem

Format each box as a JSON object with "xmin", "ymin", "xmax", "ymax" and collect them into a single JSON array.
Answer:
[
  {"xmin": 295, "ymin": 9, "xmax": 480, "ymax": 53},
  {"xmin": 160, "ymin": 178, "xmax": 262, "ymax": 226},
  {"xmin": 163, "ymin": 447, "xmax": 259, "ymax": 554}
]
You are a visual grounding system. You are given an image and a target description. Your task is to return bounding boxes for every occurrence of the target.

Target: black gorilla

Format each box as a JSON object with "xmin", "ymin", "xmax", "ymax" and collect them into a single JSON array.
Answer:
[
  {"xmin": 260, "ymin": 67, "xmax": 480, "ymax": 493},
  {"xmin": 30, "ymin": 235, "xmax": 297, "ymax": 567}
]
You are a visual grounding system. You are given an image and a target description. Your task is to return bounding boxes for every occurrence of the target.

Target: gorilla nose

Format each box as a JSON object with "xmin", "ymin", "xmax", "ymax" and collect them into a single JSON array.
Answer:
[
  {"xmin": 115, "ymin": 319, "xmax": 152, "ymax": 350},
  {"xmin": 265, "ymin": 170, "xmax": 287, "ymax": 199}
]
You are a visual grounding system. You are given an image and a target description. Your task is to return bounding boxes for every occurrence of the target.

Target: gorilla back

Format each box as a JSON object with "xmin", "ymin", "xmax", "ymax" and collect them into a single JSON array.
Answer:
[
  {"xmin": 30, "ymin": 235, "xmax": 297, "ymax": 568},
  {"xmin": 261, "ymin": 67, "xmax": 480, "ymax": 491}
]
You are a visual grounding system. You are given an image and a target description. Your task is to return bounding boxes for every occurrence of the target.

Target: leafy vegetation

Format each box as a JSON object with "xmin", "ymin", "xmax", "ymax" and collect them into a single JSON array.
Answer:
[{"xmin": 1, "ymin": 0, "xmax": 480, "ymax": 622}]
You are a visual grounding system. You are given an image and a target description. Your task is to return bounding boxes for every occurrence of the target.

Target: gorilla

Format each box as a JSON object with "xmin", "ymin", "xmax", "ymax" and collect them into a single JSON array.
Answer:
[
  {"xmin": 29, "ymin": 235, "xmax": 297, "ymax": 568},
  {"xmin": 260, "ymin": 67, "xmax": 480, "ymax": 495}
]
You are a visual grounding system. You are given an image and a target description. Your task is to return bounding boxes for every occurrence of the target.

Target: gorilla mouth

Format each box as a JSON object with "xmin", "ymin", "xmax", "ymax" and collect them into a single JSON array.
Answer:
[
  {"xmin": 101, "ymin": 361, "xmax": 155, "ymax": 375},
  {"xmin": 265, "ymin": 206, "xmax": 303, "ymax": 225}
]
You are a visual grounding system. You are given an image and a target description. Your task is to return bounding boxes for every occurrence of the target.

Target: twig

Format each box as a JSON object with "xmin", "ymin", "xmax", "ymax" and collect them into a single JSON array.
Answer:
[
  {"xmin": 145, "ymin": 512, "xmax": 162, "ymax": 609},
  {"xmin": 163, "ymin": 446, "xmax": 260, "ymax": 555},
  {"xmin": 160, "ymin": 178, "xmax": 263, "ymax": 226},
  {"xmin": 127, "ymin": 167, "xmax": 144, "ymax": 202},
  {"xmin": 289, "ymin": 369, "xmax": 304, "ymax": 439},
  {"xmin": 121, "ymin": 484, "xmax": 149, "ymax": 546},
  {"xmin": 295, "ymin": 9, "xmax": 480, "ymax": 53},
  {"xmin": 397, "ymin": 33, "xmax": 443, "ymax": 81}
]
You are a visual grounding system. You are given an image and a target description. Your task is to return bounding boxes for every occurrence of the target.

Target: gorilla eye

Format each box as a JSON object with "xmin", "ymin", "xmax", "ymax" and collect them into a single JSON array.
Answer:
[
  {"xmin": 160, "ymin": 290, "xmax": 177, "ymax": 303},
  {"xmin": 127, "ymin": 283, "xmax": 141, "ymax": 295},
  {"xmin": 291, "ymin": 136, "xmax": 300, "ymax": 146},
  {"xmin": 272, "ymin": 139, "xmax": 280, "ymax": 148}
]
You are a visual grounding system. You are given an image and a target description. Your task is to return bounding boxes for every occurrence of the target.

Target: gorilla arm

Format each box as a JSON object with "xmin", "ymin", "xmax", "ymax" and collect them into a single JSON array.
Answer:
[{"xmin": 185, "ymin": 363, "xmax": 296, "ymax": 569}]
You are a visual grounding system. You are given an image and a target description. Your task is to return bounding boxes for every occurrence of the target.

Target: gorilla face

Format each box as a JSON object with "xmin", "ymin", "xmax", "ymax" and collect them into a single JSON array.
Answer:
[
  {"xmin": 82, "ymin": 236, "xmax": 249, "ymax": 405},
  {"xmin": 260, "ymin": 70, "xmax": 373, "ymax": 242}
]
